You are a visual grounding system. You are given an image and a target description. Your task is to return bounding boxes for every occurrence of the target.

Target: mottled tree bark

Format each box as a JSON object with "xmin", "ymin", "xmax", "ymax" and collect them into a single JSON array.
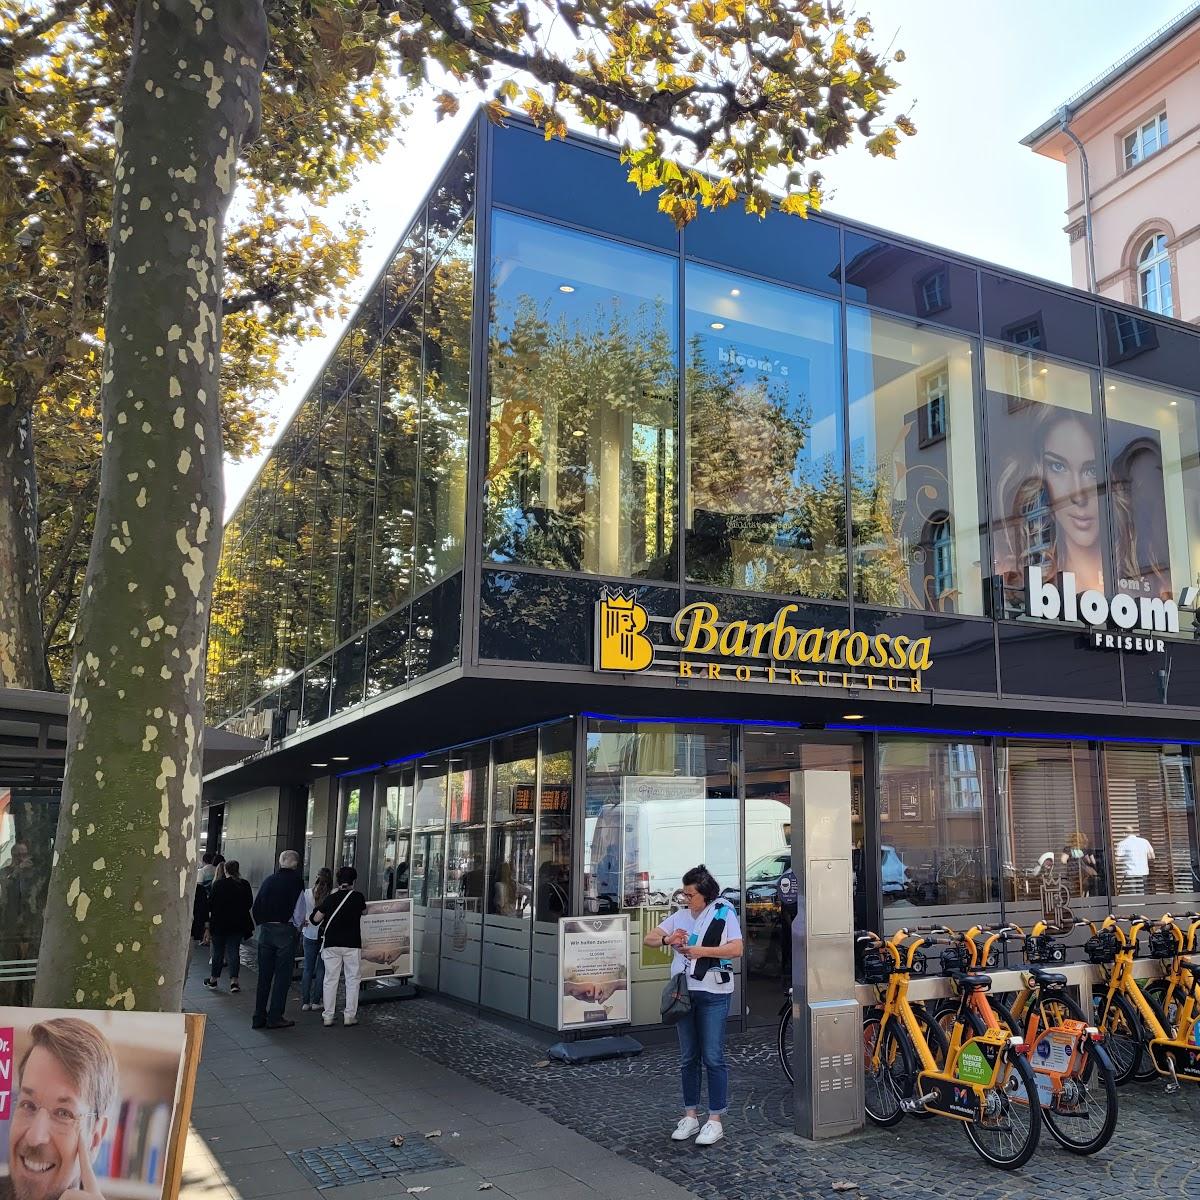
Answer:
[
  {"xmin": 35, "ymin": 0, "xmax": 268, "ymax": 1011},
  {"xmin": 0, "ymin": 400, "xmax": 49, "ymax": 690}
]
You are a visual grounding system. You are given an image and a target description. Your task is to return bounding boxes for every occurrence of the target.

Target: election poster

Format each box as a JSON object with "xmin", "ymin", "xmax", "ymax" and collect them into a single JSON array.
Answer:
[{"xmin": 0, "ymin": 1008, "xmax": 203, "ymax": 1200}]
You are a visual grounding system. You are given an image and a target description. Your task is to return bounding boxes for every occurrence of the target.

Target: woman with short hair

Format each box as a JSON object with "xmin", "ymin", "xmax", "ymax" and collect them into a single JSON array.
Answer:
[{"xmin": 643, "ymin": 864, "xmax": 743, "ymax": 1146}]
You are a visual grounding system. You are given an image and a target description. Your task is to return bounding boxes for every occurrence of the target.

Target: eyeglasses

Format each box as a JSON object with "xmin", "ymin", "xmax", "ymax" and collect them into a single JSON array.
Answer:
[{"xmin": 13, "ymin": 1099, "xmax": 92, "ymax": 1131}]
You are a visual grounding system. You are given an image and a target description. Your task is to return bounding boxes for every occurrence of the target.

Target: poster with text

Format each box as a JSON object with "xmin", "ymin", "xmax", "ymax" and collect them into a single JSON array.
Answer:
[
  {"xmin": 359, "ymin": 898, "xmax": 413, "ymax": 979},
  {"xmin": 558, "ymin": 916, "xmax": 630, "ymax": 1031},
  {"xmin": 0, "ymin": 1007, "xmax": 201, "ymax": 1200}
]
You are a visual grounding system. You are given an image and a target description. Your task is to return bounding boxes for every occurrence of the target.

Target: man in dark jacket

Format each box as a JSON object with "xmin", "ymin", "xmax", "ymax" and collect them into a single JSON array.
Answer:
[{"xmin": 251, "ymin": 849, "xmax": 304, "ymax": 1029}]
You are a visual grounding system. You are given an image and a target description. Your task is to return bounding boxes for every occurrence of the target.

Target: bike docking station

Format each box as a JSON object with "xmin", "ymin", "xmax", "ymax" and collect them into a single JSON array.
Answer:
[{"xmin": 790, "ymin": 766, "xmax": 865, "ymax": 1140}]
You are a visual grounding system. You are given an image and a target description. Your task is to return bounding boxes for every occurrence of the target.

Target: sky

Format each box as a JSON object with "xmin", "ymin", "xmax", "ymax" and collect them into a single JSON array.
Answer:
[{"xmin": 222, "ymin": 0, "xmax": 1190, "ymax": 517}]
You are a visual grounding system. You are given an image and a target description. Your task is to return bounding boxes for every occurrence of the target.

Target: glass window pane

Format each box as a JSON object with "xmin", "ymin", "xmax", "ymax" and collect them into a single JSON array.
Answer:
[
  {"xmin": 848, "ymin": 309, "xmax": 984, "ymax": 614},
  {"xmin": 1104, "ymin": 745, "xmax": 1199, "ymax": 897},
  {"xmin": 409, "ymin": 572, "xmax": 461, "ymax": 680},
  {"xmin": 879, "ymin": 738, "xmax": 998, "ymax": 922},
  {"xmin": 685, "ymin": 205, "xmax": 841, "ymax": 297},
  {"xmin": 685, "ymin": 264, "xmax": 845, "ymax": 596},
  {"xmin": 980, "ymin": 273, "xmax": 1098, "ymax": 365},
  {"xmin": 844, "ymin": 233, "xmax": 979, "ymax": 333},
  {"xmin": 491, "ymin": 123, "xmax": 678, "ymax": 251},
  {"xmin": 1102, "ymin": 308, "xmax": 1197, "ymax": 391},
  {"xmin": 446, "ymin": 745, "xmax": 488, "ymax": 905},
  {"xmin": 488, "ymin": 732, "xmax": 538, "ymax": 921},
  {"xmin": 486, "ymin": 212, "xmax": 678, "ymax": 579},
  {"xmin": 997, "ymin": 741, "xmax": 1105, "ymax": 913},
  {"xmin": 584, "ymin": 720, "xmax": 737, "ymax": 1027},
  {"xmin": 536, "ymin": 721, "xmax": 574, "ymax": 924},
  {"xmin": 364, "ymin": 605, "xmax": 409, "ymax": 699},
  {"xmin": 292, "ymin": 441, "xmax": 318, "ymax": 665},
  {"xmin": 426, "ymin": 127, "xmax": 475, "ymax": 260},
  {"xmin": 300, "ymin": 656, "xmax": 331, "ymax": 729},
  {"xmin": 0, "ymin": 789, "xmax": 60, "ymax": 1005},
  {"xmin": 330, "ymin": 635, "xmax": 365, "ymax": 716},
  {"xmin": 384, "ymin": 218, "xmax": 425, "ymax": 328},
  {"xmin": 417, "ymin": 220, "xmax": 473, "ymax": 590},
  {"xmin": 984, "ymin": 345, "xmax": 1108, "ymax": 616},
  {"xmin": 375, "ymin": 767, "xmax": 413, "ymax": 898},
  {"xmin": 411, "ymin": 756, "xmax": 446, "ymax": 989},
  {"xmin": 335, "ymin": 359, "xmax": 380, "ymax": 644},
  {"xmin": 307, "ymin": 401, "xmax": 347, "ymax": 660},
  {"xmin": 372, "ymin": 300, "xmax": 422, "ymax": 619},
  {"xmin": 1104, "ymin": 375, "xmax": 1200, "ymax": 624}
]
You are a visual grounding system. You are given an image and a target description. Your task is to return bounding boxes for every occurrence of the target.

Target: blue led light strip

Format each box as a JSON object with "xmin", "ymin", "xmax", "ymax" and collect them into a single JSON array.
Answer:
[{"xmin": 335, "ymin": 762, "xmax": 384, "ymax": 778}]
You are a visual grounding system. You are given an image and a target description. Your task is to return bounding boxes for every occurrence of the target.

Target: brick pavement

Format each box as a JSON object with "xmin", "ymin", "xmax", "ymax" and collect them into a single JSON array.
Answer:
[{"xmin": 182, "ymin": 962, "xmax": 1200, "ymax": 1200}]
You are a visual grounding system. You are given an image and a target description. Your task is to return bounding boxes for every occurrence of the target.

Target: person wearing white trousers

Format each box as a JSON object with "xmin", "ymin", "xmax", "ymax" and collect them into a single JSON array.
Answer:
[{"xmin": 308, "ymin": 865, "xmax": 368, "ymax": 1027}]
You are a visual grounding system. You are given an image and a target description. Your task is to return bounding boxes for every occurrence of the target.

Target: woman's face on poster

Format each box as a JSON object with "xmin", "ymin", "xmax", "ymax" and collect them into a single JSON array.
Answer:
[{"xmin": 1042, "ymin": 415, "xmax": 1100, "ymax": 553}]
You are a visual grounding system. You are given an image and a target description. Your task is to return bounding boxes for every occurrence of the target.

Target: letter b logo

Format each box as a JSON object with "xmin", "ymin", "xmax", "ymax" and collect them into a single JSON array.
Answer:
[{"xmin": 596, "ymin": 590, "xmax": 654, "ymax": 672}]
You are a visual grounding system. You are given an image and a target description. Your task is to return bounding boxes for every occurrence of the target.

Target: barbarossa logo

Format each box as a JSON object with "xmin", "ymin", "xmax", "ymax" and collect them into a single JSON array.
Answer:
[{"xmin": 595, "ymin": 589, "xmax": 654, "ymax": 672}]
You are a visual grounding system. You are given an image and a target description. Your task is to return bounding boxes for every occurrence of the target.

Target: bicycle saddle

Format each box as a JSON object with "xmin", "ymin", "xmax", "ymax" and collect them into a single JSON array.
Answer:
[
  {"xmin": 948, "ymin": 970, "xmax": 992, "ymax": 991},
  {"xmin": 1028, "ymin": 966, "xmax": 1068, "ymax": 987}
]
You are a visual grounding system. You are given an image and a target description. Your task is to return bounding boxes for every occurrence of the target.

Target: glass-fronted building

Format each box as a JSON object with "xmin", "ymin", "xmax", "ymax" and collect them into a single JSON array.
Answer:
[{"xmin": 203, "ymin": 110, "xmax": 1200, "ymax": 1030}]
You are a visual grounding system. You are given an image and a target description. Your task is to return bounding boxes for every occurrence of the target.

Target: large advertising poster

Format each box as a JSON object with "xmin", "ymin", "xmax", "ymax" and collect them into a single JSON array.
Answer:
[
  {"xmin": 557, "ymin": 916, "xmax": 630, "ymax": 1031},
  {"xmin": 0, "ymin": 1008, "xmax": 202, "ymax": 1200},
  {"xmin": 359, "ymin": 898, "xmax": 413, "ymax": 980}
]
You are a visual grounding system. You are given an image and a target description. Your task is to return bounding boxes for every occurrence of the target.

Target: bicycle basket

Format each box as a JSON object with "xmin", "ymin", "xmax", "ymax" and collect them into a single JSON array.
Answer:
[
  {"xmin": 1084, "ymin": 930, "xmax": 1119, "ymax": 964},
  {"xmin": 858, "ymin": 947, "xmax": 893, "ymax": 984},
  {"xmin": 1149, "ymin": 927, "xmax": 1179, "ymax": 959},
  {"xmin": 940, "ymin": 944, "xmax": 971, "ymax": 975}
]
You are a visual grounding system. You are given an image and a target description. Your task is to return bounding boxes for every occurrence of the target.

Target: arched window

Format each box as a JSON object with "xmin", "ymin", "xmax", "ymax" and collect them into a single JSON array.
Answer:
[
  {"xmin": 1137, "ymin": 234, "xmax": 1173, "ymax": 317},
  {"xmin": 929, "ymin": 515, "xmax": 955, "ymax": 600}
]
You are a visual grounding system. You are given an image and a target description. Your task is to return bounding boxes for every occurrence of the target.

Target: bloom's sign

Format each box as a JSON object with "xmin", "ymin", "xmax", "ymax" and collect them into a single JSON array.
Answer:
[
  {"xmin": 1024, "ymin": 567, "xmax": 1198, "ymax": 654},
  {"xmin": 595, "ymin": 589, "xmax": 932, "ymax": 692}
]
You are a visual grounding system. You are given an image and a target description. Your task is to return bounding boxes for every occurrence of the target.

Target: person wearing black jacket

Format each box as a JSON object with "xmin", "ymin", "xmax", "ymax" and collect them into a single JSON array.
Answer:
[
  {"xmin": 251, "ymin": 849, "xmax": 305, "ymax": 1029},
  {"xmin": 203, "ymin": 860, "xmax": 254, "ymax": 993},
  {"xmin": 310, "ymin": 866, "xmax": 367, "ymax": 1027}
]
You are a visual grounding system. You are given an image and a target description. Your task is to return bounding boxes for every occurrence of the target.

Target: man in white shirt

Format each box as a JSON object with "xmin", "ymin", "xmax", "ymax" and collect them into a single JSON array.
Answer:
[{"xmin": 1115, "ymin": 827, "xmax": 1155, "ymax": 894}]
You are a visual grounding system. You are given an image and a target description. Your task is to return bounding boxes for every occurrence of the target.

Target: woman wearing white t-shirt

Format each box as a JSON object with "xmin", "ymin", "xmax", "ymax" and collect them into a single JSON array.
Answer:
[{"xmin": 644, "ymin": 865, "xmax": 743, "ymax": 1146}]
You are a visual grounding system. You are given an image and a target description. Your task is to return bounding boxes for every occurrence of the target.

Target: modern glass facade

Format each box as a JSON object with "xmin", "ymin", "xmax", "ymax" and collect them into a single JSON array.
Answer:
[{"xmin": 203, "ymin": 111, "xmax": 1200, "ymax": 1032}]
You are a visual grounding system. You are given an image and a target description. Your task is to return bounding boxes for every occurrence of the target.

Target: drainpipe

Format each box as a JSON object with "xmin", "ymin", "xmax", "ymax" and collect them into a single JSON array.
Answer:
[{"xmin": 1058, "ymin": 105, "xmax": 1098, "ymax": 293}]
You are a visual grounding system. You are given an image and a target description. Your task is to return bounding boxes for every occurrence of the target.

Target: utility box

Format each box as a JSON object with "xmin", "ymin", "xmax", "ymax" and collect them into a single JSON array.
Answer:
[{"xmin": 791, "ymin": 768, "xmax": 863, "ymax": 1139}]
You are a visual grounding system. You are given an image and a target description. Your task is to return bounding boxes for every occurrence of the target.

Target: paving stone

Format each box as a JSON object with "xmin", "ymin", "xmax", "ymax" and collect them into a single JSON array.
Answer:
[{"xmin": 288, "ymin": 1133, "xmax": 458, "ymax": 1190}]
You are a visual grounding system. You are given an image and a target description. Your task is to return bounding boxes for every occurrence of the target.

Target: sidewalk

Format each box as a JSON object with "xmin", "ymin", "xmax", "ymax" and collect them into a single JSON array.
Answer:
[{"xmin": 180, "ymin": 963, "xmax": 698, "ymax": 1200}]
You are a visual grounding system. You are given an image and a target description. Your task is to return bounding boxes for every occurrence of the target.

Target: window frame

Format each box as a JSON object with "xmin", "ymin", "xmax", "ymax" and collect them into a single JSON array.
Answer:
[
  {"xmin": 1123, "ymin": 110, "xmax": 1169, "ymax": 171},
  {"xmin": 1136, "ymin": 233, "xmax": 1173, "ymax": 318}
]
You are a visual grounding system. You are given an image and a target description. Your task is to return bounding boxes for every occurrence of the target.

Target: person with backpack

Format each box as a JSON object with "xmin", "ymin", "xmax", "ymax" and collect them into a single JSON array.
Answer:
[
  {"xmin": 203, "ymin": 859, "xmax": 254, "ymax": 992},
  {"xmin": 643, "ymin": 864, "xmax": 743, "ymax": 1147},
  {"xmin": 309, "ymin": 865, "xmax": 368, "ymax": 1027}
]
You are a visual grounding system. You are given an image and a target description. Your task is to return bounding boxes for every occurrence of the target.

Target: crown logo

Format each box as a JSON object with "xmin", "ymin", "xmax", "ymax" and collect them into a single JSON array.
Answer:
[{"xmin": 595, "ymin": 588, "xmax": 653, "ymax": 673}]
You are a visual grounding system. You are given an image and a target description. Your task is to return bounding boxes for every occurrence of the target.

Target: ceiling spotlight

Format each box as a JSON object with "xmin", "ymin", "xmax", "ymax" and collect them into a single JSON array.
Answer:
[
  {"xmin": 841, "ymin": 713, "xmax": 865, "ymax": 721},
  {"xmin": 558, "ymin": 284, "xmax": 575, "ymax": 293},
  {"xmin": 332, "ymin": 755, "xmax": 350, "ymax": 761},
  {"xmin": 1170, "ymin": 400, "xmax": 1178, "ymax": 407},
  {"xmin": 710, "ymin": 321, "xmax": 726, "ymax": 330},
  {"xmin": 311, "ymin": 762, "xmax": 329, "ymax": 768},
  {"xmin": 730, "ymin": 288, "xmax": 741, "ymax": 296}
]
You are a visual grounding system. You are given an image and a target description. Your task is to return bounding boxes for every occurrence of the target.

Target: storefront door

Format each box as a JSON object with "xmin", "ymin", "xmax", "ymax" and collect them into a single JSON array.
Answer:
[{"xmin": 742, "ymin": 732, "xmax": 864, "ymax": 1027}]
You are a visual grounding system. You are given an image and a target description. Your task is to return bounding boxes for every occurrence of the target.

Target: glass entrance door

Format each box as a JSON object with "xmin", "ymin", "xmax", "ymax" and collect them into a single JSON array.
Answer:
[{"xmin": 742, "ymin": 732, "xmax": 864, "ymax": 1027}]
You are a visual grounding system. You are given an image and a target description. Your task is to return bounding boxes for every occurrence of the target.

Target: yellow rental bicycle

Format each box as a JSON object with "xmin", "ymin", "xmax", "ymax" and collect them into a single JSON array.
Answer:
[
  {"xmin": 1087, "ymin": 913, "xmax": 1200, "ymax": 1092},
  {"xmin": 859, "ymin": 928, "xmax": 1041, "ymax": 1170}
]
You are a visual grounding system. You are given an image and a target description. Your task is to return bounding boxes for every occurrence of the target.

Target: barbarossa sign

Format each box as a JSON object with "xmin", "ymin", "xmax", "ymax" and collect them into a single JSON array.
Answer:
[{"xmin": 595, "ymin": 590, "xmax": 933, "ymax": 679}]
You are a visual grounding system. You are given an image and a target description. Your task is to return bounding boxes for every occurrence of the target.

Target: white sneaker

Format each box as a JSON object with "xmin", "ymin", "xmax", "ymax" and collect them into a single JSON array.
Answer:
[
  {"xmin": 670, "ymin": 1117, "xmax": 700, "ymax": 1141},
  {"xmin": 695, "ymin": 1120, "xmax": 724, "ymax": 1146},
  {"xmin": 300, "ymin": 1004, "xmax": 310, "ymax": 1012},
  {"xmin": 322, "ymin": 1016, "xmax": 334, "ymax": 1027},
  {"xmin": 343, "ymin": 1017, "xmax": 358, "ymax": 1027}
]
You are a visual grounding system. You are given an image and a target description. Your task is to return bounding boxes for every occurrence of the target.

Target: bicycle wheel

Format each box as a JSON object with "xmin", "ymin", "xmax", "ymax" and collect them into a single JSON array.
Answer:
[
  {"xmin": 989, "ymin": 997, "xmax": 1022, "ymax": 1037},
  {"xmin": 778, "ymin": 1001, "xmax": 793, "ymax": 1084},
  {"xmin": 963, "ymin": 1049, "xmax": 1042, "ymax": 1170},
  {"xmin": 1130, "ymin": 988, "xmax": 1170, "ymax": 1083},
  {"xmin": 1092, "ymin": 989, "xmax": 1143, "ymax": 1086},
  {"xmin": 1040, "ymin": 1039, "xmax": 1118, "ymax": 1156},
  {"xmin": 863, "ymin": 1013, "xmax": 913, "ymax": 1127}
]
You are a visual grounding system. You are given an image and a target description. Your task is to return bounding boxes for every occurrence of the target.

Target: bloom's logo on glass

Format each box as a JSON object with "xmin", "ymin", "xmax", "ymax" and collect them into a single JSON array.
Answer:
[{"xmin": 595, "ymin": 589, "xmax": 654, "ymax": 673}]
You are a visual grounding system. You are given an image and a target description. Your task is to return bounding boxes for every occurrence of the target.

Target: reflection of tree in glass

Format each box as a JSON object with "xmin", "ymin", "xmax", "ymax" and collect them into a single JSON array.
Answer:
[
  {"xmin": 686, "ymin": 336, "xmax": 847, "ymax": 597},
  {"xmin": 486, "ymin": 296, "xmax": 676, "ymax": 577}
]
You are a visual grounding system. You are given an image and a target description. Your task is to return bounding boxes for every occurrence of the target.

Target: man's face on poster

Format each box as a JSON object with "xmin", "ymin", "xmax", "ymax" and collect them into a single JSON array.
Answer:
[{"xmin": 9, "ymin": 1046, "xmax": 105, "ymax": 1200}]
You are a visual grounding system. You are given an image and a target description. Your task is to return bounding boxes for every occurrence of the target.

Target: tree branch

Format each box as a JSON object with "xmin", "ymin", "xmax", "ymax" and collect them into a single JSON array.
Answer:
[{"xmin": 12, "ymin": 0, "xmax": 90, "ymax": 49}]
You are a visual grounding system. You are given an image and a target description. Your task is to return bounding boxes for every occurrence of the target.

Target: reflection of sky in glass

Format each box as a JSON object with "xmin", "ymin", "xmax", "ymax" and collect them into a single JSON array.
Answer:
[{"xmin": 684, "ymin": 263, "xmax": 841, "ymax": 485}]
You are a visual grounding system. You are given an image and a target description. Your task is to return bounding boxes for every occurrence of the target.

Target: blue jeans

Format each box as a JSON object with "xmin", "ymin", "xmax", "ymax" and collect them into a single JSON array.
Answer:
[
  {"xmin": 209, "ymin": 932, "xmax": 241, "ymax": 981},
  {"xmin": 254, "ymin": 923, "xmax": 297, "ymax": 1024},
  {"xmin": 301, "ymin": 936, "xmax": 326, "ymax": 1005},
  {"xmin": 676, "ymin": 990, "xmax": 731, "ymax": 1116}
]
